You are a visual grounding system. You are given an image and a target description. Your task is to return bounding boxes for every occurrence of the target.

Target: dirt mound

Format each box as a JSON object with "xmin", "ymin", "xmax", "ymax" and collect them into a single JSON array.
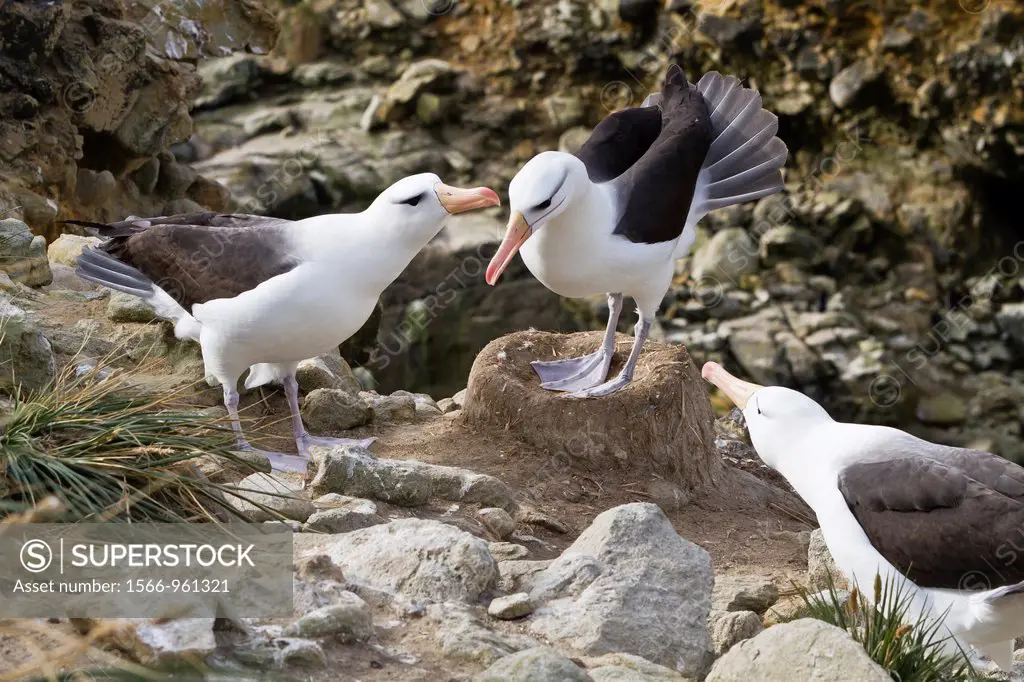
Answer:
[{"xmin": 461, "ymin": 330, "xmax": 720, "ymax": 495}]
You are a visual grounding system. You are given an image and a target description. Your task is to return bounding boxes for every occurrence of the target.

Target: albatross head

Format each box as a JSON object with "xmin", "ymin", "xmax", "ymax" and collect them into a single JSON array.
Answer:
[
  {"xmin": 369, "ymin": 173, "xmax": 501, "ymax": 241},
  {"xmin": 702, "ymin": 361, "xmax": 833, "ymax": 469},
  {"xmin": 485, "ymin": 151, "xmax": 589, "ymax": 285}
]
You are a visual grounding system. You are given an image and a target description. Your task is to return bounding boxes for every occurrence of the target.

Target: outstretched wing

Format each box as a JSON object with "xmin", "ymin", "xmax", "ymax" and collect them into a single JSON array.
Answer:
[{"xmin": 573, "ymin": 105, "xmax": 662, "ymax": 184}]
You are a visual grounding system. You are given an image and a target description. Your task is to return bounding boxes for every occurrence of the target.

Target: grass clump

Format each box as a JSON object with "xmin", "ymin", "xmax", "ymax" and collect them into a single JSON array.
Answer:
[
  {"xmin": 796, "ymin": 572, "xmax": 993, "ymax": 682},
  {"xmin": 0, "ymin": 361, "xmax": 260, "ymax": 523}
]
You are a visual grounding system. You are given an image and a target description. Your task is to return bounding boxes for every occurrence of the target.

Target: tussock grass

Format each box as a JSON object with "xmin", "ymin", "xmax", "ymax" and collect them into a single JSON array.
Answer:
[
  {"xmin": 796, "ymin": 573, "xmax": 993, "ymax": 682},
  {"xmin": 0, "ymin": 360, "xmax": 264, "ymax": 523}
]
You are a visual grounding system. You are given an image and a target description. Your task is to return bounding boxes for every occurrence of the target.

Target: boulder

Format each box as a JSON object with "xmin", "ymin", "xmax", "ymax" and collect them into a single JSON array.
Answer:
[
  {"xmin": 0, "ymin": 296, "xmax": 56, "ymax": 394},
  {"xmin": 690, "ymin": 228, "xmax": 759, "ymax": 283},
  {"xmin": 488, "ymin": 593, "xmax": 533, "ymax": 620},
  {"xmin": 462, "ymin": 331, "xmax": 719, "ymax": 495},
  {"xmin": 478, "ymin": 507, "xmax": 516, "ymax": 540},
  {"xmin": 123, "ymin": 618, "xmax": 217, "ymax": 665},
  {"xmin": 294, "ymin": 519, "xmax": 498, "ymax": 604},
  {"xmin": 711, "ymin": 575, "xmax": 779, "ymax": 614},
  {"xmin": 302, "ymin": 389, "xmax": 373, "ymax": 432},
  {"xmin": 0, "ymin": 219, "xmax": 51, "ymax": 286},
  {"xmin": 47, "ymin": 234, "xmax": 101, "ymax": 266},
  {"xmin": 227, "ymin": 473, "xmax": 315, "ymax": 523},
  {"xmin": 432, "ymin": 602, "xmax": 539, "ymax": 664},
  {"xmin": 527, "ymin": 504, "xmax": 714, "ymax": 677},
  {"xmin": 582, "ymin": 653, "xmax": 691, "ymax": 681},
  {"xmin": 302, "ymin": 497, "xmax": 385, "ymax": 533},
  {"xmin": 475, "ymin": 646, "xmax": 593, "ymax": 682},
  {"xmin": 705, "ymin": 619, "xmax": 891, "ymax": 681},
  {"xmin": 295, "ymin": 353, "xmax": 361, "ymax": 394},
  {"xmin": 284, "ymin": 592, "xmax": 372, "ymax": 642},
  {"xmin": 807, "ymin": 529, "xmax": 847, "ymax": 590},
  {"xmin": 107, "ymin": 292, "xmax": 158, "ymax": 323},
  {"xmin": 708, "ymin": 610, "xmax": 763, "ymax": 656}
]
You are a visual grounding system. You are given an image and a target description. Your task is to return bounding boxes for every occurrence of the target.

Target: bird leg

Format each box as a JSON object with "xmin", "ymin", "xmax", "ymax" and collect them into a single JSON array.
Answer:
[
  {"xmin": 223, "ymin": 385, "xmax": 308, "ymax": 473},
  {"xmin": 284, "ymin": 374, "xmax": 376, "ymax": 462},
  {"xmin": 568, "ymin": 315, "xmax": 651, "ymax": 399},
  {"xmin": 532, "ymin": 292, "xmax": 623, "ymax": 392}
]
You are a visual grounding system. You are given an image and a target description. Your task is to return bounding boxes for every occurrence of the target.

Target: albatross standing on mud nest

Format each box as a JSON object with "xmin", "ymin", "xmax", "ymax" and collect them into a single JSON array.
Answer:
[
  {"xmin": 485, "ymin": 66, "xmax": 787, "ymax": 397},
  {"xmin": 703, "ymin": 360, "xmax": 1024, "ymax": 671},
  {"xmin": 72, "ymin": 174, "xmax": 499, "ymax": 473}
]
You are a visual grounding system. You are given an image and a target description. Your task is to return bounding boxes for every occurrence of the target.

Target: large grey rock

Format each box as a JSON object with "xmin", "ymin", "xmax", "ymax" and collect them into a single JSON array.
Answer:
[
  {"xmin": 295, "ymin": 352, "xmax": 361, "ymax": 394},
  {"xmin": 711, "ymin": 575, "xmax": 779, "ymax": 614},
  {"xmin": 431, "ymin": 602, "xmax": 539, "ymax": 665},
  {"xmin": 127, "ymin": 618, "xmax": 217, "ymax": 664},
  {"xmin": 527, "ymin": 504, "xmax": 714, "ymax": 678},
  {"xmin": 705, "ymin": 619, "xmax": 891, "ymax": 681},
  {"xmin": 309, "ymin": 445, "xmax": 515, "ymax": 509},
  {"xmin": 475, "ymin": 646, "xmax": 593, "ymax": 682},
  {"xmin": 807, "ymin": 529, "xmax": 848, "ymax": 590},
  {"xmin": 302, "ymin": 496, "xmax": 385, "ymax": 533},
  {"xmin": 284, "ymin": 592, "xmax": 372, "ymax": 642},
  {"xmin": 708, "ymin": 610, "xmax": 763, "ymax": 657},
  {"xmin": 302, "ymin": 389, "xmax": 373, "ymax": 432},
  {"xmin": 582, "ymin": 653, "xmax": 691, "ymax": 681},
  {"xmin": 0, "ymin": 296, "xmax": 55, "ymax": 393},
  {"xmin": 690, "ymin": 228, "xmax": 759, "ymax": 283},
  {"xmin": 0, "ymin": 219, "xmax": 51, "ymax": 286},
  {"xmin": 227, "ymin": 473, "xmax": 315, "ymax": 523},
  {"xmin": 299, "ymin": 519, "xmax": 498, "ymax": 604}
]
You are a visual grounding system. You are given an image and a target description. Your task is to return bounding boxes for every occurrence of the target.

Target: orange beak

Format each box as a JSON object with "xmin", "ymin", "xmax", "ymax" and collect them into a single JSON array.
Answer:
[
  {"xmin": 701, "ymin": 362, "xmax": 763, "ymax": 410},
  {"xmin": 434, "ymin": 183, "xmax": 501, "ymax": 214},
  {"xmin": 485, "ymin": 210, "xmax": 531, "ymax": 285}
]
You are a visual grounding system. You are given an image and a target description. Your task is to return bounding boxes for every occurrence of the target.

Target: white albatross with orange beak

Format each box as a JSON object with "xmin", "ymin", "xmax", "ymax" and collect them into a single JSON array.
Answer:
[
  {"xmin": 73, "ymin": 174, "xmax": 500, "ymax": 474},
  {"xmin": 703, "ymin": 360, "xmax": 1024, "ymax": 672},
  {"xmin": 485, "ymin": 66, "xmax": 787, "ymax": 397}
]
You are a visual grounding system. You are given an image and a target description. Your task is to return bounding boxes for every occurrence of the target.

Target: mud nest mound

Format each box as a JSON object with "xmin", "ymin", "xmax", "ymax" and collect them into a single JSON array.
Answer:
[{"xmin": 462, "ymin": 330, "xmax": 719, "ymax": 495}]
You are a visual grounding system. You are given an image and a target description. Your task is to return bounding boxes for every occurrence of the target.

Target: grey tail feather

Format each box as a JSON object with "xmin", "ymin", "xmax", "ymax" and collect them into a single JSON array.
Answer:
[
  {"xmin": 695, "ymin": 71, "xmax": 788, "ymax": 212},
  {"xmin": 75, "ymin": 248, "xmax": 153, "ymax": 298}
]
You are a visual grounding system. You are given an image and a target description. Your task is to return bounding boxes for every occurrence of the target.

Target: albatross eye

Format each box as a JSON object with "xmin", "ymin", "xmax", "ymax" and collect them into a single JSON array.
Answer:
[
  {"xmin": 534, "ymin": 198, "xmax": 552, "ymax": 211},
  {"xmin": 399, "ymin": 193, "xmax": 423, "ymax": 206}
]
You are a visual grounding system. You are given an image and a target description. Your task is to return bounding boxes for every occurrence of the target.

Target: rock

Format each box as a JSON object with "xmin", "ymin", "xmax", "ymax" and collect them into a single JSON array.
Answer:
[
  {"xmin": 284, "ymin": 592, "xmax": 372, "ymax": 642},
  {"xmin": 829, "ymin": 59, "xmax": 881, "ymax": 109},
  {"xmin": 0, "ymin": 295, "xmax": 56, "ymax": 393},
  {"xmin": 544, "ymin": 95, "xmax": 585, "ymax": 130},
  {"xmin": 295, "ymin": 353, "xmax": 361, "ymax": 394},
  {"xmin": 708, "ymin": 610, "xmax": 763, "ymax": 657},
  {"xmin": 582, "ymin": 653, "xmax": 690, "ymax": 681},
  {"xmin": 195, "ymin": 54, "xmax": 263, "ymax": 109},
  {"xmin": 302, "ymin": 389, "xmax": 373, "ymax": 432},
  {"xmin": 227, "ymin": 473, "xmax": 315, "ymax": 523},
  {"xmin": 475, "ymin": 646, "xmax": 593, "ymax": 682},
  {"xmin": 758, "ymin": 226, "xmax": 824, "ymax": 267},
  {"xmin": 296, "ymin": 518, "xmax": 498, "ymax": 604},
  {"xmin": 705, "ymin": 619, "xmax": 891, "ymax": 682},
  {"xmin": 807, "ymin": 529, "xmax": 847, "ymax": 591},
  {"xmin": 126, "ymin": 618, "xmax": 217, "ymax": 665},
  {"xmin": 761, "ymin": 596, "xmax": 811, "ymax": 627},
  {"xmin": 75, "ymin": 169, "xmax": 117, "ymax": 207},
  {"xmin": 47, "ymin": 234, "xmax": 101, "ymax": 266},
  {"xmin": 489, "ymin": 542, "xmax": 531, "ymax": 561},
  {"xmin": 488, "ymin": 593, "xmax": 533, "ymax": 620},
  {"xmin": 379, "ymin": 59, "xmax": 456, "ymax": 122},
  {"xmin": 462, "ymin": 331, "xmax": 719, "ymax": 496},
  {"xmin": 711, "ymin": 575, "xmax": 779, "ymax": 614},
  {"xmin": 107, "ymin": 292, "xmax": 158, "ymax": 323},
  {"xmin": 452, "ymin": 388, "xmax": 468, "ymax": 407},
  {"xmin": 131, "ymin": 157, "xmax": 161, "ymax": 194},
  {"xmin": 915, "ymin": 393, "xmax": 968, "ymax": 426},
  {"xmin": 234, "ymin": 636, "xmax": 326, "ymax": 669},
  {"xmin": 559, "ymin": 126, "xmax": 592, "ymax": 154},
  {"xmin": 498, "ymin": 559, "xmax": 551, "ymax": 594},
  {"xmin": 364, "ymin": 392, "xmax": 417, "ymax": 423},
  {"xmin": 303, "ymin": 500, "xmax": 385, "ymax": 533},
  {"xmin": 365, "ymin": 0, "xmax": 405, "ymax": 29},
  {"xmin": 431, "ymin": 601, "xmax": 539, "ymax": 665},
  {"xmin": 310, "ymin": 445, "xmax": 515, "ymax": 509},
  {"xmin": 0, "ymin": 220, "xmax": 51, "ymax": 286},
  {"xmin": 528, "ymin": 504, "xmax": 714, "ymax": 677},
  {"xmin": 690, "ymin": 228, "xmax": 759, "ymax": 282},
  {"xmin": 997, "ymin": 303, "xmax": 1024, "ymax": 346},
  {"xmin": 478, "ymin": 507, "xmax": 516, "ymax": 540}
]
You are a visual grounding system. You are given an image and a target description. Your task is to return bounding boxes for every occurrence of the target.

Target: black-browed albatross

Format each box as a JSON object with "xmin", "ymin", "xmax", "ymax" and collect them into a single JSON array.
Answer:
[
  {"xmin": 73, "ymin": 174, "xmax": 499, "ymax": 473},
  {"xmin": 703, "ymin": 360, "xmax": 1024, "ymax": 671},
  {"xmin": 485, "ymin": 66, "xmax": 788, "ymax": 397}
]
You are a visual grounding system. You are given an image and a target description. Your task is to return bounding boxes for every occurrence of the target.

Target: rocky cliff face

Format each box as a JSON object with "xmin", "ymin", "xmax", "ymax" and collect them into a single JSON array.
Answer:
[{"xmin": 0, "ymin": 0, "xmax": 277, "ymax": 241}]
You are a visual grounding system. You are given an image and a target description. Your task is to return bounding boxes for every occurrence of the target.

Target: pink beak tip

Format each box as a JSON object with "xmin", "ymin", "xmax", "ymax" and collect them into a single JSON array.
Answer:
[{"xmin": 479, "ymin": 188, "xmax": 501, "ymax": 206}]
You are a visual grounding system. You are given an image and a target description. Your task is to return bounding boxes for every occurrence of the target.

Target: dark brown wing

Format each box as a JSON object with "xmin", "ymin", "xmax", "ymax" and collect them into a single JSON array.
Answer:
[
  {"xmin": 610, "ymin": 65, "xmax": 713, "ymax": 245},
  {"xmin": 75, "ymin": 213, "xmax": 297, "ymax": 310},
  {"xmin": 573, "ymin": 106, "xmax": 662, "ymax": 184},
  {"xmin": 839, "ymin": 457, "xmax": 1024, "ymax": 590}
]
